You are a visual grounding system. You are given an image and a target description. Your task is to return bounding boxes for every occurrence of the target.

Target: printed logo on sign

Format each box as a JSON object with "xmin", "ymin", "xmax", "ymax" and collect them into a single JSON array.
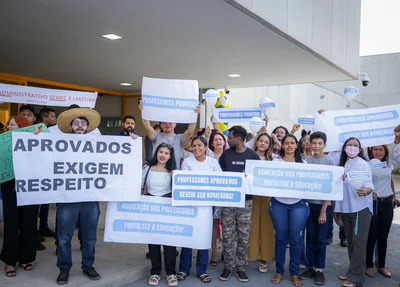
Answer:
[
  {"xmin": 347, "ymin": 171, "xmax": 371, "ymax": 180},
  {"xmin": 174, "ymin": 174, "xmax": 242, "ymax": 188},
  {"xmin": 344, "ymin": 87, "xmax": 359, "ymax": 95},
  {"xmin": 259, "ymin": 102, "xmax": 275, "ymax": 109},
  {"xmin": 173, "ymin": 189, "xmax": 241, "ymax": 202},
  {"xmin": 334, "ymin": 111, "xmax": 398, "ymax": 126},
  {"xmin": 338, "ymin": 127, "xmax": 396, "ymax": 142},
  {"xmin": 117, "ymin": 202, "xmax": 197, "ymax": 218},
  {"xmin": 372, "ymin": 162, "xmax": 387, "ymax": 169},
  {"xmin": 113, "ymin": 220, "xmax": 193, "ymax": 237},
  {"xmin": 218, "ymin": 110, "xmax": 262, "ymax": 120},
  {"xmin": 142, "ymin": 94, "xmax": 199, "ymax": 110},
  {"xmin": 252, "ymin": 167, "xmax": 333, "ymax": 193},
  {"xmin": 249, "ymin": 121, "xmax": 265, "ymax": 126},
  {"xmin": 298, "ymin": 118, "xmax": 315, "ymax": 125}
]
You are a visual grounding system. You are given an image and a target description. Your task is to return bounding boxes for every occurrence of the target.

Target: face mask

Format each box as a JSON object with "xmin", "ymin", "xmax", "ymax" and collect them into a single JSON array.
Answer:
[
  {"xmin": 271, "ymin": 153, "xmax": 279, "ymax": 159},
  {"xmin": 345, "ymin": 146, "xmax": 359, "ymax": 158}
]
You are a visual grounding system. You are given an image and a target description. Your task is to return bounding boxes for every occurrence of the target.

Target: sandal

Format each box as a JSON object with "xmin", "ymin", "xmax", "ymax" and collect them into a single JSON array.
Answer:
[
  {"xmin": 271, "ymin": 273, "xmax": 284, "ymax": 284},
  {"xmin": 148, "ymin": 274, "xmax": 161, "ymax": 286},
  {"xmin": 378, "ymin": 268, "xmax": 392, "ymax": 278},
  {"xmin": 209, "ymin": 260, "xmax": 218, "ymax": 266},
  {"xmin": 18, "ymin": 263, "xmax": 34, "ymax": 271},
  {"xmin": 291, "ymin": 275, "xmax": 303, "ymax": 287},
  {"xmin": 259, "ymin": 261, "xmax": 268, "ymax": 273},
  {"xmin": 167, "ymin": 274, "xmax": 178, "ymax": 287},
  {"xmin": 342, "ymin": 281, "xmax": 356, "ymax": 287},
  {"xmin": 5, "ymin": 265, "xmax": 16, "ymax": 277},
  {"xmin": 199, "ymin": 274, "xmax": 211, "ymax": 283},
  {"xmin": 176, "ymin": 272, "xmax": 188, "ymax": 281},
  {"xmin": 338, "ymin": 275, "xmax": 348, "ymax": 280}
]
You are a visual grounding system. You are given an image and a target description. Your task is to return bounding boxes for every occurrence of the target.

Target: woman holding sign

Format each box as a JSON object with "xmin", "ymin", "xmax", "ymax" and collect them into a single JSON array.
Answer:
[
  {"xmin": 365, "ymin": 145, "xmax": 396, "ymax": 278},
  {"xmin": 269, "ymin": 134, "xmax": 310, "ymax": 287},
  {"xmin": 1, "ymin": 116, "xmax": 38, "ymax": 277},
  {"xmin": 334, "ymin": 137, "xmax": 374, "ymax": 287},
  {"xmin": 177, "ymin": 136, "xmax": 221, "ymax": 283},
  {"xmin": 248, "ymin": 132, "xmax": 275, "ymax": 273},
  {"xmin": 142, "ymin": 143, "xmax": 178, "ymax": 287}
]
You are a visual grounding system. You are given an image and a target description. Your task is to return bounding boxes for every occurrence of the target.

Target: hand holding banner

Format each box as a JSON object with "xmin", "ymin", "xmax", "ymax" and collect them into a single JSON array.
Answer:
[
  {"xmin": 245, "ymin": 160, "xmax": 344, "ymax": 200},
  {"xmin": 172, "ymin": 171, "xmax": 246, "ymax": 207},
  {"xmin": 104, "ymin": 196, "xmax": 213, "ymax": 250}
]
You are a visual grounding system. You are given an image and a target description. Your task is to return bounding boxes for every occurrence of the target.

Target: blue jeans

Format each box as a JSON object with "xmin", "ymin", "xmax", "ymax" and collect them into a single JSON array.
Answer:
[
  {"xmin": 179, "ymin": 248, "xmax": 208, "ymax": 276},
  {"xmin": 300, "ymin": 227, "xmax": 308, "ymax": 267},
  {"xmin": 269, "ymin": 198, "xmax": 310, "ymax": 276},
  {"xmin": 306, "ymin": 203, "xmax": 331, "ymax": 269},
  {"xmin": 39, "ymin": 204, "xmax": 50, "ymax": 230},
  {"xmin": 56, "ymin": 202, "xmax": 100, "ymax": 270}
]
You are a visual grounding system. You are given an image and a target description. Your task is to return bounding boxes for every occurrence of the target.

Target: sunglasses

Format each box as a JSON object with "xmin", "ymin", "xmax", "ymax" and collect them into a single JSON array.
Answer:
[
  {"xmin": 160, "ymin": 142, "xmax": 173, "ymax": 149},
  {"xmin": 71, "ymin": 120, "xmax": 88, "ymax": 126},
  {"xmin": 272, "ymin": 148, "xmax": 281, "ymax": 153}
]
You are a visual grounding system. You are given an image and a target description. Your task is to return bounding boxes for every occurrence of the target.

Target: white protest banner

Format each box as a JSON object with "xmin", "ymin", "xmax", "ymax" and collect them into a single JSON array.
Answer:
[
  {"xmin": 0, "ymin": 83, "xmax": 97, "ymax": 108},
  {"xmin": 245, "ymin": 160, "xmax": 344, "ymax": 200},
  {"xmin": 212, "ymin": 107, "xmax": 263, "ymax": 123},
  {"xmin": 172, "ymin": 171, "xmax": 246, "ymax": 207},
  {"xmin": 141, "ymin": 77, "xmax": 199, "ymax": 123},
  {"xmin": 104, "ymin": 196, "xmax": 213, "ymax": 250},
  {"xmin": 12, "ymin": 133, "xmax": 142, "ymax": 206},
  {"xmin": 313, "ymin": 105, "xmax": 400, "ymax": 152}
]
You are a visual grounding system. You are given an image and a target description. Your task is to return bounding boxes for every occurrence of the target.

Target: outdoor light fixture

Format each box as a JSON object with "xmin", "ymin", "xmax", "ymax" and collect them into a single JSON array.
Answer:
[
  {"xmin": 228, "ymin": 74, "xmax": 241, "ymax": 78},
  {"xmin": 120, "ymin": 83, "xmax": 132, "ymax": 86},
  {"xmin": 101, "ymin": 34, "xmax": 123, "ymax": 40}
]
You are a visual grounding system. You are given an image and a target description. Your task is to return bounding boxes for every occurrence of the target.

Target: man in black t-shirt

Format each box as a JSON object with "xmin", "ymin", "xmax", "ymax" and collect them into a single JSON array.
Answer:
[{"xmin": 218, "ymin": 126, "xmax": 259, "ymax": 283}]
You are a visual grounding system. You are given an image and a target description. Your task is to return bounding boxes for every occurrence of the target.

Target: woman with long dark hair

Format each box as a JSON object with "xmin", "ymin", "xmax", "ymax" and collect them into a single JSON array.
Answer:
[
  {"xmin": 248, "ymin": 132, "xmax": 275, "ymax": 273},
  {"xmin": 269, "ymin": 135, "xmax": 309, "ymax": 287},
  {"xmin": 334, "ymin": 137, "xmax": 373, "ymax": 287},
  {"xmin": 142, "ymin": 143, "xmax": 178, "ymax": 286},
  {"xmin": 1, "ymin": 116, "xmax": 38, "ymax": 277},
  {"xmin": 365, "ymin": 145, "xmax": 395, "ymax": 278}
]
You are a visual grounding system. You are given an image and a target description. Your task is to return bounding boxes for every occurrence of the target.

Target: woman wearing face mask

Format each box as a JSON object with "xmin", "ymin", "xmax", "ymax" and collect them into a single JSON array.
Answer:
[
  {"xmin": 1, "ymin": 116, "xmax": 38, "ymax": 277},
  {"xmin": 365, "ymin": 145, "xmax": 396, "ymax": 278},
  {"xmin": 248, "ymin": 132, "xmax": 275, "ymax": 273},
  {"xmin": 334, "ymin": 138, "xmax": 373, "ymax": 287},
  {"xmin": 177, "ymin": 137, "xmax": 221, "ymax": 284},
  {"xmin": 208, "ymin": 131, "xmax": 226, "ymax": 266},
  {"xmin": 269, "ymin": 135, "xmax": 310, "ymax": 287},
  {"xmin": 142, "ymin": 143, "xmax": 178, "ymax": 287}
]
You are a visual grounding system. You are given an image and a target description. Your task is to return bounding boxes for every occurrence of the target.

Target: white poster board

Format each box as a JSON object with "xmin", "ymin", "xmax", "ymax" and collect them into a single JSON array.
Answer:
[
  {"xmin": 0, "ymin": 83, "xmax": 97, "ymax": 108},
  {"xmin": 245, "ymin": 160, "xmax": 344, "ymax": 200},
  {"xmin": 104, "ymin": 196, "xmax": 213, "ymax": 250},
  {"xmin": 12, "ymin": 133, "xmax": 142, "ymax": 206},
  {"xmin": 172, "ymin": 170, "xmax": 246, "ymax": 207},
  {"xmin": 313, "ymin": 105, "xmax": 400, "ymax": 152},
  {"xmin": 141, "ymin": 77, "xmax": 199, "ymax": 123}
]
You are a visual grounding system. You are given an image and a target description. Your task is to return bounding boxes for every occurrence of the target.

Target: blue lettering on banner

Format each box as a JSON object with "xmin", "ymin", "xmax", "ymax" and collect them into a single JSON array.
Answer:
[
  {"xmin": 373, "ymin": 162, "xmax": 387, "ymax": 169},
  {"xmin": 259, "ymin": 102, "xmax": 275, "ymax": 109},
  {"xmin": 173, "ymin": 189, "xmax": 241, "ymax": 202},
  {"xmin": 142, "ymin": 94, "xmax": 199, "ymax": 110},
  {"xmin": 347, "ymin": 171, "xmax": 371, "ymax": 180},
  {"xmin": 338, "ymin": 127, "xmax": 396, "ymax": 142},
  {"xmin": 218, "ymin": 109, "xmax": 262, "ymax": 120},
  {"xmin": 252, "ymin": 167, "xmax": 333, "ymax": 193},
  {"xmin": 344, "ymin": 87, "xmax": 359, "ymax": 95},
  {"xmin": 116, "ymin": 202, "xmax": 197, "ymax": 218},
  {"xmin": 113, "ymin": 220, "xmax": 193, "ymax": 237},
  {"xmin": 174, "ymin": 174, "xmax": 242, "ymax": 188},
  {"xmin": 333, "ymin": 111, "xmax": 398, "ymax": 126},
  {"xmin": 298, "ymin": 118, "xmax": 315, "ymax": 125}
]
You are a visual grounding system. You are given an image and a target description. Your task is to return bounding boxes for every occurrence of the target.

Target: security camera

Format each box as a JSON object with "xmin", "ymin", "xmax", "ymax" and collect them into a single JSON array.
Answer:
[
  {"xmin": 359, "ymin": 72, "xmax": 369, "ymax": 87},
  {"xmin": 225, "ymin": 87, "xmax": 230, "ymax": 95}
]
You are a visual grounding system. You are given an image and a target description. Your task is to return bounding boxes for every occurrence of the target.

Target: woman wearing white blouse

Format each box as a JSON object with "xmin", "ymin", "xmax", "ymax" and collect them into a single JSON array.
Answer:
[{"xmin": 334, "ymin": 137, "xmax": 374, "ymax": 287}]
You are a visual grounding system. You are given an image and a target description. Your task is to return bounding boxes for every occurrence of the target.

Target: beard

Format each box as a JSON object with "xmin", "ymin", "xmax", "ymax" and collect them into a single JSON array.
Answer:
[{"xmin": 124, "ymin": 127, "xmax": 134, "ymax": 133}]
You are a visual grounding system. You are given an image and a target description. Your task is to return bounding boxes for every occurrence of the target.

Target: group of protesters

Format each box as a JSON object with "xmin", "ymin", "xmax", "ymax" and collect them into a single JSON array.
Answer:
[{"xmin": 1, "ymin": 101, "xmax": 400, "ymax": 287}]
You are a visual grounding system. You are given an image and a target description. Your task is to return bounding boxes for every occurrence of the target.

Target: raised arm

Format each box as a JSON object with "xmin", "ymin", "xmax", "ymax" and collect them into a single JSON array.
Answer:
[
  {"xmin": 139, "ymin": 101, "xmax": 156, "ymax": 140},
  {"xmin": 183, "ymin": 105, "xmax": 201, "ymax": 143}
]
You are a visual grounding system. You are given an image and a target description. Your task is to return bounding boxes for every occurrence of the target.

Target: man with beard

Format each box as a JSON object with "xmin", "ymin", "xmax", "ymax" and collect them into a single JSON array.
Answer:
[
  {"xmin": 40, "ymin": 108, "xmax": 57, "ymax": 128},
  {"xmin": 114, "ymin": 115, "xmax": 139, "ymax": 138},
  {"xmin": 51, "ymin": 107, "xmax": 102, "ymax": 285}
]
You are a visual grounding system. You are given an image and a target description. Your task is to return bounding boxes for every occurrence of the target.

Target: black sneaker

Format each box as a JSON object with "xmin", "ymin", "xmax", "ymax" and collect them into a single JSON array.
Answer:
[
  {"xmin": 314, "ymin": 271, "xmax": 325, "ymax": 285},
  {"xmin": 219, "ymin": 269, "xmax": 232, "ymax": 281},
  {"xmin": 327, "ymin": 237, "xmax": 333, "ymax": 245},
  {"xmin": 56, "ymin": 269, "xmax": 70, "ymax": 285},
  {"xmin": 36, "ymin": 231, "xmax": 45, "ymax": 242},
  {"xmin": 40, "ymin": 227, "xmax": 56, "ymax": 238},
  {"xmin": 299, "ymin": 267, "xmax": 315, "ymax": 280},
  {"xmin": 82, "ymin": 268, "xmax": 101, "ymax": 280},
  {"xmin": 37, "ymin": 242, "xmax": 46, "ymax": 251},
  {"xmin": 340, "ymin": 239, "xmax": 348, "ymax": 247},
  {"xmin": 236, "ymin": 271, "xmax": 249, "ymax": 282}
]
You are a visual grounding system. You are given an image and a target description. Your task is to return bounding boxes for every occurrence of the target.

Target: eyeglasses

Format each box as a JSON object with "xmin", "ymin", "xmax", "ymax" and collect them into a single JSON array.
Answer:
[
  {"xmin": 272, "ymin": 148, "xmax": 281, "ymax": 153},
  {"xmin": 71, "ymin": 120, "xmax": 88, "ymax": 126},
  {"xmin": 160, "ymin": 142, "xmax": 173, "ymax": 149}
]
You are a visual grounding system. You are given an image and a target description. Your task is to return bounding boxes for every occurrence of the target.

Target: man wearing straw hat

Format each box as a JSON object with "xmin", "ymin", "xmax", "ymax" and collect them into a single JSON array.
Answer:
[{"xmin": 54, "ymin": 107, "xmax": 102, "ymax": 285}]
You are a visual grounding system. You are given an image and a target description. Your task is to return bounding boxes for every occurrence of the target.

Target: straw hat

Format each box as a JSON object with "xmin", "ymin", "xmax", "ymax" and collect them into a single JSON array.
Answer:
[{"xmin": 57, "ymin": 108, "xmax": 101, "ymax": 133}]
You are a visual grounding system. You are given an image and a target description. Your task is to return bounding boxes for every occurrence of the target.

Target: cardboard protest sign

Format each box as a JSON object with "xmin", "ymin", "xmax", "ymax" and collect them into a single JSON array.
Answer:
[{"xmin": 12, "ymin": 133, "xmax": 142, "ymax": 205}]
